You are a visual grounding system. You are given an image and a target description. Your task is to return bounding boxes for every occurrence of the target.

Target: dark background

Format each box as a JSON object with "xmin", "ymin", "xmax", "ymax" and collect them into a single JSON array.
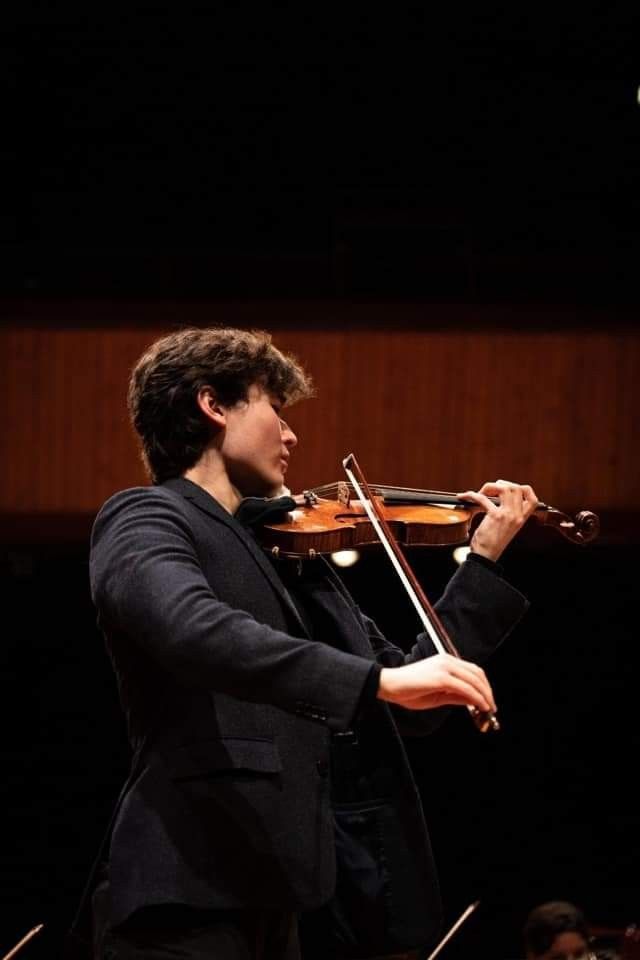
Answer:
[
  {"xmin": 2, "ymin": 6, "xmax": 639, "ymax": 959},
  {"xmin": 6, "ymin": 5, "xmax": 640, "ymax": 305}
]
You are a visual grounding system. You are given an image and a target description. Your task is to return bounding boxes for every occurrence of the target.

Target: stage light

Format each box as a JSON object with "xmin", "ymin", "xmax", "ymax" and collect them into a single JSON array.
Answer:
[
  {"xmin": 331, "ymin": 549, "xmax": 360, "ymax": 568},
  {"xmin": 452, "ymin": 546, "xmax": 471, "ymax": 566}
]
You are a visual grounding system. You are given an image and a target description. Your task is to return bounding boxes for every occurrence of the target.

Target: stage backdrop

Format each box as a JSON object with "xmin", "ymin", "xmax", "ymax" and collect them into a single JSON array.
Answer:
[{"xmin": 1, "ymin": 300, "xmax": 638, "ymax": 543}]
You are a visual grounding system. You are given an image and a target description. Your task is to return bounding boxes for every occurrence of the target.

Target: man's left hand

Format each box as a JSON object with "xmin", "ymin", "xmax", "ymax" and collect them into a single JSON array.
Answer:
[{"xmin": 456, "ymin": 479, "xmax": 539, "ymax": 562}]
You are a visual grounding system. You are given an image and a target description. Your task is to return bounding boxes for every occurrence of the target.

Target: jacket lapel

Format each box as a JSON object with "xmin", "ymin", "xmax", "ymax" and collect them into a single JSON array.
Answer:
[{"xmin": 162, "ymin": 477, "xmax": 310, "ymax": 638}]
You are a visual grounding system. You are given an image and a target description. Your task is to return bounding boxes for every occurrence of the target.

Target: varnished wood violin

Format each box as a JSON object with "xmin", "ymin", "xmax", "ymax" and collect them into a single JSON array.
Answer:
[
  {"xmin": 260, "ymin": 477, "xmax": 600, "ymax": 558},
  {"xmin": 258, "ymin": 455, "xmax": 600, "ymax": 734}
]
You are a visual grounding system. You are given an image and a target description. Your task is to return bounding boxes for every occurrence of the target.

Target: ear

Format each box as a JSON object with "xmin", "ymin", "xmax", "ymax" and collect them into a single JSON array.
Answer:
[{"xmin": 196, "ymin": 386, "xmax": 227, "ymax": 429}]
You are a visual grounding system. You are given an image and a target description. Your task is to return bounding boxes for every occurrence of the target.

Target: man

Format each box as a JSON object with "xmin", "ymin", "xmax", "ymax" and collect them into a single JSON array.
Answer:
[
  {"xmin": 86, "ymin": 327, "xmax": 535, "ymax": 959},
  {"xmin": 523, "ymin": 901, "xmax": 597, "ymax": 960}
]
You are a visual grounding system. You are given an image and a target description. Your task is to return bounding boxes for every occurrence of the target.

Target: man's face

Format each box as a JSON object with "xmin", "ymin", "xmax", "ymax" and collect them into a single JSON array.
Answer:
[
  {"xmin": 221, "ymin": 384, "xmax": 298, "ymax": 498},
  {"xmin": 530, "ymin": 931, "xmax": 591, "ymax": 960}
]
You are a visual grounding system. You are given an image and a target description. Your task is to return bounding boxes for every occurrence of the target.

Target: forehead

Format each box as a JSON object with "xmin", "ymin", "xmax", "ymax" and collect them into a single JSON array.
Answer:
[{"xmin": 543, "ymin": 930, "xmax": 589, "ymax": 959}]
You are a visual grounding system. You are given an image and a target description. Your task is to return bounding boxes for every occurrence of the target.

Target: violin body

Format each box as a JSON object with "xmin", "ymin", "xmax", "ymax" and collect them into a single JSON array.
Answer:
[{"xmin": 261, "ymin": 495, "xmax": 474, "ymax": 557}]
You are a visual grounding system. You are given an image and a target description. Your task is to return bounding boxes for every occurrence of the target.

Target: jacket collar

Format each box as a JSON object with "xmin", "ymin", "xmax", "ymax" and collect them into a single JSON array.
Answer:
[{"xmin": 162, "ymin": 477, "xmax": 310, "ymax": 638}]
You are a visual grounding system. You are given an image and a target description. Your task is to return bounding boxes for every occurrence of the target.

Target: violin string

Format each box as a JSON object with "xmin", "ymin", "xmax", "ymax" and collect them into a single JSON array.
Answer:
[
  {"xmin": 309, "ymin": 481, "xmax": 464, "ymax": 501},
  {"xmin": 308, "ymin": 481, "xmax": 552, "ymax": 513}
]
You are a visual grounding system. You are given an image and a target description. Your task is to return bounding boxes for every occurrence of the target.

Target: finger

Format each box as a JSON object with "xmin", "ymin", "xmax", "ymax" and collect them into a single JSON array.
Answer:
[
  {"xmin": 448, "ymin": 660, "xmax": 496, "ymax": 713},
  {"xmin": 407, "ymin": 674, "xmax": 494, "ymax": 712},
  {"xmin": 519, "ymin": 484, "xmax": 539, "ymax": 516},
  {"xmin": 496, "ymin": 479, "xmax": 525, "ymax": 499},
  {"xmin": 459, "ymin": 483, "xmax": 500, "ymax": 498},
  {"xmin": 443, "ymin": 654, "xmax": 488, "ymax": 681},
  {"xmin": 413, "ymin": 656, "xmax": 496, "ymax": 713},
  {"xmin": 462, "ymin": 482, "xmax": 518, "ymax": 502},
  {"xmin": 493, "ymin": 480, "xmax": 533, "ymax": 518},
  {"xmin": 497, "ymin": 479, "xmax": 540, "ymax": 503},
  {"xmin": 456, "ymin": 490, "xmax": 498, "ymax": 514},
  {"xmin": 520, "ymin": 483, "xmax": 537, "ymax": 501}
]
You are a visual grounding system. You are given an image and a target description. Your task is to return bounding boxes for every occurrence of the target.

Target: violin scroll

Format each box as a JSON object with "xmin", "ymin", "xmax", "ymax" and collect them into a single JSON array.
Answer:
[{"xmin": 538, "ymin": 506, "xmax": 600, "ymax": 545}]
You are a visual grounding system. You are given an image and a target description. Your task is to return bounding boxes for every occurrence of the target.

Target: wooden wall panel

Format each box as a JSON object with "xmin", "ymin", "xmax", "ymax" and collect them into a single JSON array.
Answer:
[
  {"xmin": 279, "ymin": 329, "xmax": 640, "ymax": 516},
  {"xmin": 1, "ymin": 318, "xmax": 639, "ymax": 534}
]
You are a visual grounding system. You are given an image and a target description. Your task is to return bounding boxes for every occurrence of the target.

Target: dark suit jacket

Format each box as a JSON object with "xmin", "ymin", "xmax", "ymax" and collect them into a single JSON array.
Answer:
[{"xmin": 89, "ymin": 477, "xmax": 528, "ymax": 951}]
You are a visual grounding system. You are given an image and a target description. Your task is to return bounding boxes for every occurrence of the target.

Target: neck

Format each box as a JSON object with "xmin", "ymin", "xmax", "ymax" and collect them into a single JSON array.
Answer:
[{"xmin": 183, "ymin": 455, "xmax": 242, "ymax": 515}]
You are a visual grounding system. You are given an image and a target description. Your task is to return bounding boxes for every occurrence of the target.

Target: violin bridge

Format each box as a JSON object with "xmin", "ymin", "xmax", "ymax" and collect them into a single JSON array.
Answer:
[{"xmin": 337, "ymin": 481, "xmax": 350, "ymax": 508}]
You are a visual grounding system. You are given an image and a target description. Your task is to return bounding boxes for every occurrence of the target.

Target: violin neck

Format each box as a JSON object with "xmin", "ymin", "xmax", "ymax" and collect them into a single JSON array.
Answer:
[
  {"xmin": 380, "ymin": 488, "xmax": 467, "ymax": 506},
  {"xmin": 318, "ymin": 482, "xmax": 546, "ymax": 511},
  {"xmin": 309, "ymin": 482, "xmax": 547, "ymax": 511}
]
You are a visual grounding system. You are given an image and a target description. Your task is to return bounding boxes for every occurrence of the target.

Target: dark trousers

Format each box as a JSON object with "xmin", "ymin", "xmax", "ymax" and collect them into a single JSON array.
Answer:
[{"xmin": 93, "ymin": 884, "xmax": 300, "ymax": 960}]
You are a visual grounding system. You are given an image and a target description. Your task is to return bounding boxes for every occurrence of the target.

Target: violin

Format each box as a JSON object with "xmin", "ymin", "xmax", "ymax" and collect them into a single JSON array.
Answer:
[
  {"xmin": 260, "ymin": 455, "xmax": 599, "ymax": 733},
  {"xmin": 261, "ymin": 476, "xmax": 600, "ymax": 558}
]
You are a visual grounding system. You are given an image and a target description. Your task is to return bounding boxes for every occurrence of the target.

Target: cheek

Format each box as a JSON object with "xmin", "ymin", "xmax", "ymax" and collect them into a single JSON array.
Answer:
[{"xmin": 266, "ymin": 417, "xmax": 282, "ymax": 444}]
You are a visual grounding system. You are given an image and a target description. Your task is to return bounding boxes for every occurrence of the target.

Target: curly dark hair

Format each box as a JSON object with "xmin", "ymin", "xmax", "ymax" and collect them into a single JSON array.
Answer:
[
  {"xmin": 523, "ymin": 901, "xmax": 590, "ymax": 957},
  {"xmin": 127, "ymin": 327, "xmax": 314, "ymax": 483}
]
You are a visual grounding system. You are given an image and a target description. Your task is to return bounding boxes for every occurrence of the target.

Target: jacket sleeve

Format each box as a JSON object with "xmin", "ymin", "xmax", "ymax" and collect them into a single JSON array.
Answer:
[
  {"xmin": 90, "ymin": 487, "xmax": 374, "ymax": 733},
  {"xmin": 347, "ymin": 554, "xmax": 529, "ymax": 736}
]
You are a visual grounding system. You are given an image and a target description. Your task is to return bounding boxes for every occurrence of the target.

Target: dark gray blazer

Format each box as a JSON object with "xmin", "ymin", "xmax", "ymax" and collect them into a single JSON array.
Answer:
[{"xmin": 89, "ymin": 477, "xmax": 528, "ymax": 949}]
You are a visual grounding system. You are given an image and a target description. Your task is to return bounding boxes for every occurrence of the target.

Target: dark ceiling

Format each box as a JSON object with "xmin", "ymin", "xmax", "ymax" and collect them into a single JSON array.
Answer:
[{"xmin": 6, "ymin": 6, "xmax": 640, "ymax": 302}]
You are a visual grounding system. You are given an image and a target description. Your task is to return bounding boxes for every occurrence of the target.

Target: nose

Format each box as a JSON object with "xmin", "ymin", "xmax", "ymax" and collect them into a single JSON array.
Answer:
[{"xmin": 280, "ymin": 419, "xmax": 298, "ymax": 449}]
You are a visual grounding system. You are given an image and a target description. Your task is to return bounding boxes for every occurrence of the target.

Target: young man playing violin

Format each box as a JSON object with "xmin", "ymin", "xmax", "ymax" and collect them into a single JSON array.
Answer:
[{"xmin": 84, "ymin": 327, "xmax": 536, "ymax": 960}]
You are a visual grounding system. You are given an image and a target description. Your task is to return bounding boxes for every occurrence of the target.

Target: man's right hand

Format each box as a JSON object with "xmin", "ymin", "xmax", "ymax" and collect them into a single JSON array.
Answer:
[{"xmin": 377, "ymin": 653, "xmax": 496, "ymax": 713}]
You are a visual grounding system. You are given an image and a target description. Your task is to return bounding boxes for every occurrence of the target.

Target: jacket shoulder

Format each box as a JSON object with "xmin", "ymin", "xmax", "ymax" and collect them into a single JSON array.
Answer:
[
  {"xmin": 97, "ymin": 484, "xmax": 183, "ymax": 514},
  {"xmin": 91, "ymin": 485, "xmax": 193, "ymax": 542}
]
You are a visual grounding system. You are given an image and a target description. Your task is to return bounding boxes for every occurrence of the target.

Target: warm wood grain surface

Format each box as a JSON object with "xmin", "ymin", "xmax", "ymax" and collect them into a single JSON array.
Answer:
[{"xmin": 1, "ymin": 307, "xmax": 638, "ymax": 539}]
